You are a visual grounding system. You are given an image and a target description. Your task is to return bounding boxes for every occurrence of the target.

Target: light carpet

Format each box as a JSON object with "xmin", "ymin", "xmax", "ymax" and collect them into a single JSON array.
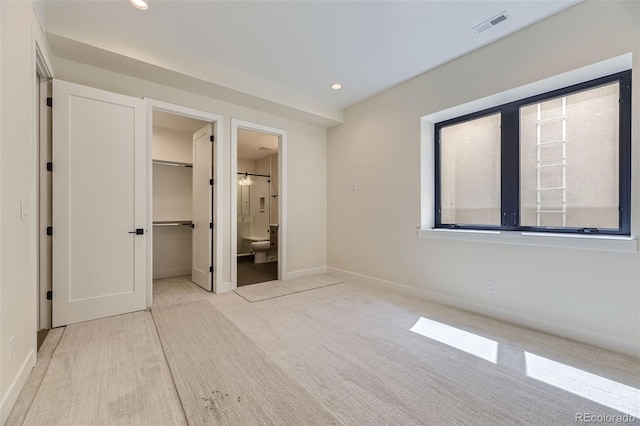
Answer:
[
  {"xmin": 9, "ymin": 274, "xmax": 640, "ymax": 425},
  {"xmin": 233, "ymin": 274, "xmax": 344, "ymax": 302},
  {"xmin": 21, "ymin": 311, "xmax": 187, "ymax": 426},
  {"xmin": 5, "ymin": 328, "xmax": 65, "ymax": 426},
  {"xmin": 217, "ymin": 279, "xmax": 640, "ymax": 425},
  {"xmin": 151, "ymin": 299, "xmax": 340, "ymax": 425},
  {"xmin": 152, "ymin": 275, "xmax": 213, "ymax": 308}
]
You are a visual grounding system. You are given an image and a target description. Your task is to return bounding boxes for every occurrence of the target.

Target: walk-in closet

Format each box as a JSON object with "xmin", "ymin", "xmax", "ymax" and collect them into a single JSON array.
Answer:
[{"xmin": 152, "ymin": 111, "xmax": 214, "ymax": 291}]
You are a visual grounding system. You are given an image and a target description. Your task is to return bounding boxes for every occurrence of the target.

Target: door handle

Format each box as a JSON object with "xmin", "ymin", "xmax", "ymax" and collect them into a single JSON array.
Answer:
[{"xmin": 128, "ymin": 228, "xmax": 144, "ymax": 235}]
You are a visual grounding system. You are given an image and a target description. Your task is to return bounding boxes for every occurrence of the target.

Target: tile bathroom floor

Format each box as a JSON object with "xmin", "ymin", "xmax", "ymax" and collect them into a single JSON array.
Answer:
[{"xmin": 237, "ymin": 255, "xmax": 278, "ymax": 286}]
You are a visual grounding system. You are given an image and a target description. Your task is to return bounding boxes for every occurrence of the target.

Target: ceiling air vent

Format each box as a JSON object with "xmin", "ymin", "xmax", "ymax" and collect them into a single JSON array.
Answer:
[{"xmin": 473, "ymin": 11, "xmax": 509, "ymax": 34}]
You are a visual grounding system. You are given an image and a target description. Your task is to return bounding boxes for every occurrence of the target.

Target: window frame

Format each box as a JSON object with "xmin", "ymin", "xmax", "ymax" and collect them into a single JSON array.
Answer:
[{"xmin": 434, "ymin": 70, "xmax": 631, "ymax": 236}]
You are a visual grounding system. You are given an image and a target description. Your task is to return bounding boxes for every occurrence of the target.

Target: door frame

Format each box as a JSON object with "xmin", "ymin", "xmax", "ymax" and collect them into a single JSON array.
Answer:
[
  {"xmin": 145, "ymin": 99, "xmax": 223, "ymax": 304},
  {"xmin": 35, "ymin": 23, "xmax": 54, "ymax": 330},
  {"xmin": 231, "ymin": 119, "xmax": 287, "ymax": 289}
]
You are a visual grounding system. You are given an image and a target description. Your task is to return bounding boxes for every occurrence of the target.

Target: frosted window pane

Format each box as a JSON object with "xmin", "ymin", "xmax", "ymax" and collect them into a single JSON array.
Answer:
[
  {"xmin": 440, "ymin": 113, "xmax": 501, "ymax": 225},
  {"xmin": 520, "ymin": 83, "xmax": 619, "ymax": 228}
]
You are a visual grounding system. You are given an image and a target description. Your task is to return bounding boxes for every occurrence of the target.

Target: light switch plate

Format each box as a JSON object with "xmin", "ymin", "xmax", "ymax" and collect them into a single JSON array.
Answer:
[{"xmin": 20, "ymin": 201, "xmax": 30, "ymax": 221}]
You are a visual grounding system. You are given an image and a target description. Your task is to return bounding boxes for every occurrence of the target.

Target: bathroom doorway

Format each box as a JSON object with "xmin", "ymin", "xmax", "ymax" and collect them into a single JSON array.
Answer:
[{"xmin": 231, "ymin": 120, "xmax": 286, "ymax": 288}]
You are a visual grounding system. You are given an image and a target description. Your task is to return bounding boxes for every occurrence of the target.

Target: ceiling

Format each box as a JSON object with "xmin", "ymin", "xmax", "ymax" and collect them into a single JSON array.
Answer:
[
  {"xmin": 44, "ymin": 1, "xmax": 578, "ymax": 127},
  {"xmin": 237, "ymin": 129, "xmax": 279, "ymax": 162},
  {"xmin": 153, "ymin": 110, "xmax": 208, "ymax": 133}
]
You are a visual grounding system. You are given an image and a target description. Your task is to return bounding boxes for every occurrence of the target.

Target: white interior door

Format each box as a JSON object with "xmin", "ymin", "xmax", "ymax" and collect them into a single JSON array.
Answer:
[
  {"xmin": 192, "ymin": 124, "xmax": 213, "ymax": 291},
  {"xmin": 52, "ymin": 80, "xmax": 146, "ymax": 327}
]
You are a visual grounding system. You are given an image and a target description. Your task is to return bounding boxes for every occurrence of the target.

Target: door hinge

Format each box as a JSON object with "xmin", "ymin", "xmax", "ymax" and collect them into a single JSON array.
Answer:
[
  {"xmin": 46, "ymin": 97, "xmax": 53, "ymax": 107},
  {"xmin": 210, "ymin": 179, "xmax": 214, "ymax": 185},
  {"xmin": 46, "ymin": 226, "xmax": 53, "ymax": 236},
  {"xmin": 210, "ymin": 135, "xmax": 214, "ymax": 142},
  {"xmin": 209, "ymin": 222, "xmax": 213, "ymax": 229},
  {"xmin": 46, "ymin": 290, "xmax": 52, "ymax": 300},
  {"xmin": 209, "ymin": 266, "xmax": 213, "ymax": 273},
  {"xmin": 46, "ymin": 162, "xmax": 53, "ymax": 172}
]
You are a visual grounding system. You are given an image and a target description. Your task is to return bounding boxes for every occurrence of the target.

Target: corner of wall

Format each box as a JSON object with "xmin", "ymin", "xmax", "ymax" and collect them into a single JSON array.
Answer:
[
  {"xmin": 1, "ymin": 349, "xmax": 35, "ymax": 425},
  {"xmin": 285, "ymin": 266, "xmax": 328, "ymax": 281},
  {"xmin": 327, "ymin": 267, "xmax": 640, "ymax": 358}
]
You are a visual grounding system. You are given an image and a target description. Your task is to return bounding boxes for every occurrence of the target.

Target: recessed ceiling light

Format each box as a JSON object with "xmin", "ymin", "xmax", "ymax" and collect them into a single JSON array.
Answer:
[
  {"xmin": 130, "ymin": 0, "xmax": 149, "ymax": 10},
  {"xmin": 330, "ymin": 83, "xmax": 342, "ymax": 90}
]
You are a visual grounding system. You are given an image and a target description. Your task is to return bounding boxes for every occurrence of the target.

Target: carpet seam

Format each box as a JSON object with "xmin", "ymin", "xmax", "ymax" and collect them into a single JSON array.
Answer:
[
  {"xmin": 209, "ymin": 299, "xmax": 347, "ymax": 426},
  {"xmin": 232, "ymin": 290, "xmax": 253, "ymax": 303},
  {"xmin": 149, "ymin": 307, "xmax": 190, "ymax": 426},
  {"xmin": 234, "ymin": 281, "xmax": 345, "ymax": 303}
]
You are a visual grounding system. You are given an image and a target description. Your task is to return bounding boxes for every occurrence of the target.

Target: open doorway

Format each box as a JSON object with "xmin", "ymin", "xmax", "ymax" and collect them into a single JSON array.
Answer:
[
  {"xmin": 236, "ymin": 129, "xmax": 279, "ymax": 286},
  {"xmin": 148, "ymin": 101, "xmax": 223, "ymax": 303},
  {"xmin": 231, "ymin": 120, "xmax": 287, "ymax": 288}
]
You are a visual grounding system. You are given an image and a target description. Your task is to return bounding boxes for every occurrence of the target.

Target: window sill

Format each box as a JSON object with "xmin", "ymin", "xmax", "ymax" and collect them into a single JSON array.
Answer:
[{"xmin": 418, "ymin": 228, "xmax": 637, "ymax": 252}]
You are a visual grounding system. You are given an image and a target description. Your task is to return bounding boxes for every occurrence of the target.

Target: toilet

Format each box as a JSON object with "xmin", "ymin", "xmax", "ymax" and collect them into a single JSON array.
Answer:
[
  {"xmin": 249, "ymin": 224, "xmax": 279, "ymax": 264},
  {"xmin": 250, "ymin": 240, "xmax": 271, "ymax": 263}
]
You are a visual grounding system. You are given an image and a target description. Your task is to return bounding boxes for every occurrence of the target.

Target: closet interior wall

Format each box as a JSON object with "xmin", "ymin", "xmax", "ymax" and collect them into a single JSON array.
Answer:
[{"xmin": 152, "ymin": 126, "xmax": 193, "ymax": 279}]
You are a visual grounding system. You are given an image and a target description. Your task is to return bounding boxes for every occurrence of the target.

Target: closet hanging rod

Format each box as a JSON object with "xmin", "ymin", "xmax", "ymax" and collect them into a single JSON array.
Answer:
[
  {"xmin": 236, "ymin": 172, "xmax": 270, "ymax": 178},
  {"xmin": 152, "ymin": 221, "xmax": 193, "ymax": 227},
  {"xmin": 153, "ymin": 160, "xmax": 193, "ymax": 168}
]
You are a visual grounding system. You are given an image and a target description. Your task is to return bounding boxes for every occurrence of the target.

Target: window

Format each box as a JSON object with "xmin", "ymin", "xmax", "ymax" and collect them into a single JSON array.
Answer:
[{"xmin": 435, "ymin": 70, "xmax": 631, "ymax": 235}]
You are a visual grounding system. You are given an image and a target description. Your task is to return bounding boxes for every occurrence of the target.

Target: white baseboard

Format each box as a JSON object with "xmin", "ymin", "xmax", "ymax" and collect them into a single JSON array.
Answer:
[
  {"xmin": 328, "ymin": 267, "xmax": 640, "ymax": 358},
  {"xmin": 1, "ymin": 349, "xmax": 36, "ymax": 424},
  {"xmin": 284, "ymin": 266, "xmax": 328, "ymax": 281},
  {"xmin": 216, "ymin": 281, "xmax": 232, "ymax": 294},
  {"xmin": 153, "ymin": 267, "xmax": 191, "ymax": 280}
]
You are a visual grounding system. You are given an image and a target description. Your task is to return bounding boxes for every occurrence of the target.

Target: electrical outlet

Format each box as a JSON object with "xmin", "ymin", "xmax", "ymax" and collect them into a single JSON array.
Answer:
[
  {"xmin": 348, "ymin": 181, "xmax": 358, "ymax": 191},
  {"xmin": 8, "ymin": 336, "xmax": 15, "ymax": 363},
  {"xmin": 487, "ymin": 280, "xmax": 497, "ymax": 294}
]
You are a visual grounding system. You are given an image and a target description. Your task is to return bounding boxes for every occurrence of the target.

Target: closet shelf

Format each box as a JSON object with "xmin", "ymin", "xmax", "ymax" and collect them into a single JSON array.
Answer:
[
  {"xmin": 153, "ymin": 220, "xmax": 193, "ymax": 227},
  {"xmin": 152, "ymin": 160, "xmax": 193, "ymax": 168}
]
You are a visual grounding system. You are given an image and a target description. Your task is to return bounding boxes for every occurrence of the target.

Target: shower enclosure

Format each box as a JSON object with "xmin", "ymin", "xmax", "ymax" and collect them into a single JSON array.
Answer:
[{"xmin": 237, "ymin": 172, "xmax": 271, "ymax": 255}]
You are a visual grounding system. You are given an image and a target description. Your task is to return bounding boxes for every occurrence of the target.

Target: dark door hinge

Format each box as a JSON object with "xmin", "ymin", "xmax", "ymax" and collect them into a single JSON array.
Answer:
[
  {"xmin": 46, "ymin": 226, "xmax": 53, "ymax": 236},
  {"xmin": 46, "ymin": 290, "xmax": 52, "ymax": 300},
  {"xmin": 46, "ymin": 97, "xmax": 53, "ymax": 107},
  {"xmin": 46, "ymin": 162, "xmax": 53, "ymax": 172},
  {"xmin": 209, "ymin": 222, "xmax": 213, "ymax": 229},
  {"xmin": 210, "ymin": 179, "xmax": 214, "ymax": 185},
  {"xmin": 210, "ymin": 135, "xmax": 214, "ymax": 142},
  {"xmin": 209, "ymin": 266, "xmax": 213, "ymax": 273}
]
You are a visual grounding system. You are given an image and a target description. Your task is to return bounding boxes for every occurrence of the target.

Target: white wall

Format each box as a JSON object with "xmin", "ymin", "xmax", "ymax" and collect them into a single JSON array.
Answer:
[
  {"xmin": 53, "ymin": 57, "xmax": 328, "ymax": 286},
  {"xmin": 237, "ymin": 159, "xmax": 255, "ymax": 173},
  {"xmin": 327, "ymin": 1, "xmax": 640, "ymax": 357},
  {"xmin": 152, "ymin": 225, "xmax": 192, "ymax": 279},
  {"xmin": 0, "ymin": 1, "xmax": 47, "ymax": 421},
  {"xmin": 152, "ymin": 126, "xmax": 193, "ymax": 164}
]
